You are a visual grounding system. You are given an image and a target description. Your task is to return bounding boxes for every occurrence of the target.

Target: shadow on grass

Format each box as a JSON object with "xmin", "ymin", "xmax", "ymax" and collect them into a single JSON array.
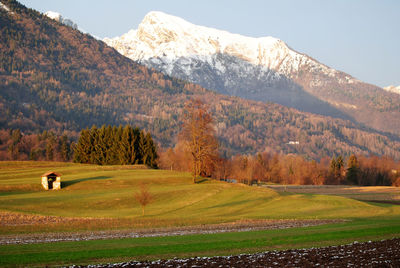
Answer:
[
  {"xmin": 62, "ymin": 176, "xmax": 111, "ymax": 188},
  {"xmin": 194, "ymin": 178, "xmax": 210, "ymax": 184}
]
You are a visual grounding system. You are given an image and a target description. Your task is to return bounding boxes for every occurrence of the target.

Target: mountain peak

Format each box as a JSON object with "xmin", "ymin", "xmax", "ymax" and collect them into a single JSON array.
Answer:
[
  {"xmin": 141, "ymin": 11, "xmax": 187, "ymax": 26},
  {"xmin": 106, "ymin": 10, "xmax": 292, "ymax": 68}
]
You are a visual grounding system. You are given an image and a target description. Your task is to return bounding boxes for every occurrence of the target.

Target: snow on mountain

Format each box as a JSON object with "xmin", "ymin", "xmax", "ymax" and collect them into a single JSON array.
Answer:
[
  {"xmin": 383, "ymin": 85, "xmax": 400, "ymax": 95},
  {"xmin": 45, "ymin": 11, "xmax": 78, "ymax": 30},
  {"xmin": 104, "ymin": 11, "xmax": 357, "ymax": 84},
  {"xmin": 0, "ymin": 2, "xmax": 13, "ymax": 14},
  {"xmin": 103, "ymin": 11, "xmax": 400, "ymax": 135}
]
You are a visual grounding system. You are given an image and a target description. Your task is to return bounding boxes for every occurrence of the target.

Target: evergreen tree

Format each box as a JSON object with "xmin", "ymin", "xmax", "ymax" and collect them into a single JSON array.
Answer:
[
  {"xmin": 119, "ymin": 125, "xmax": 134, "ymax": 165},
  {"xmin": 144, "ymin": 132, "xmax": 158, "ymax": 168},
  {"xmin": 109, "ymin": 125, "xmax": 123, "ymax": 164},
  {"xmin": 138, "ymin": 130, "xmax": 147, "ymax": 165},
  {"xmin": 346, "ymin": 154, "xmax": 359, "ymax": 185},
  {"xmin": 59, "ymin": 135, "xmax": 71, "ymax": 161},
  {"xmin": 104, "ymin": 125, "xmax": 115, "ymax": 164},
  {"xmin": 45, "ymin": 133, "xmax": 56, "ymax": 160},
  {"xmin": 73, "ymin": 124, "xmax": 158, "ymax": 166},
  {"xmin": 93, "ymin": 125, "xmax": 106, "ymax": 165},
  {"xmin": 132, "ymin": 127, "xmax": 141, "ymax": 164},
  {"xmin": 73, "ymin": 128, "xmax": 92, "ymax": 163}
]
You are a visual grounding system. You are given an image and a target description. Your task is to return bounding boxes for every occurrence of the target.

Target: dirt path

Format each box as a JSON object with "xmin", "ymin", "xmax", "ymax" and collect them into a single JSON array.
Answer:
[
  {"xmin": 78, "ymin": 238, "xmax": 400, "ymax": 267},
  {"xmin": 0, "ymin": 219, "xmax": 341, "ymax": 245}
]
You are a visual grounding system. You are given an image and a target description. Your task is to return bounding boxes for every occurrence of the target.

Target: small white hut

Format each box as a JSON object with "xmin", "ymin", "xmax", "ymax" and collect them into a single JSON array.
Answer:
[{"xmin": 41, "ymin": 171, "xmax": 61, "ymax": 190}]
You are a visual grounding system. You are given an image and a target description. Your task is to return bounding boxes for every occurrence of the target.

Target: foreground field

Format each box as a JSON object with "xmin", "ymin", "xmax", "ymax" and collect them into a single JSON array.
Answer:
[
  {"xmin": 73, "ymin": 238, "xmax": 400, "ymax": 267},
  {"xmin": 1, "ymin": 161, "xmax": 400, "ymax": 266},
  {"xmin": 1, "ymin": 217, "xmax": 400, "ymax": 266}
]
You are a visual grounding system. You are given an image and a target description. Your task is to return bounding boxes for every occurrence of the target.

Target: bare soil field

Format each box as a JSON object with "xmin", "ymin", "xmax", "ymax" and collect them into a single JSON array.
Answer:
[
  {"xmin": 0, "ymin": 211, "xmax": 340, "ymax": 245},
  {"xmin": 265, "ymin": 185, "xmax": 400, "ymax": 203},
  {"xmin": 83, "ymin": 238, "xmax": 400, "ymax": 268}
]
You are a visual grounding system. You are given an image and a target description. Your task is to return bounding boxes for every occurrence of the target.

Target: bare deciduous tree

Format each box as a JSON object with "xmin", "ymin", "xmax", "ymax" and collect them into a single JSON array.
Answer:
[
  {"xmin": 134, "ymin": 184, "xmax": 153, "ymax": 216},
  {"xmin": 180, "ymin": 99, "xmax": 219, "ymax": 183}
]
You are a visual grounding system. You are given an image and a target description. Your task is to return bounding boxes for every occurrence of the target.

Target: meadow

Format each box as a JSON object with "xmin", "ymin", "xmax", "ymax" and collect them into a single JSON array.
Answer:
[{"xmin": 1, "ymin": 161, "xmax": 400, "ymax": 266}]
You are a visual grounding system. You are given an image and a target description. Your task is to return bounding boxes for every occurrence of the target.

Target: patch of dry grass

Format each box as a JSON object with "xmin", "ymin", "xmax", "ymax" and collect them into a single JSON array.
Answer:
[{"xmin": 266, "ymin": 185, "xmax": 400, "ymax": 202}]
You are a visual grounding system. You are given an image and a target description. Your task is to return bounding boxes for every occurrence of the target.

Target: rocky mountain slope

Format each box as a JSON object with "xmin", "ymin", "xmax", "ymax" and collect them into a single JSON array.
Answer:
[
  {"xmin": 1, "ymin": 0, "xmax": 400, "ymax": 159},
  {"xmin": 104, "ymin": 11, "xmax": 400, "ymax": 135}
]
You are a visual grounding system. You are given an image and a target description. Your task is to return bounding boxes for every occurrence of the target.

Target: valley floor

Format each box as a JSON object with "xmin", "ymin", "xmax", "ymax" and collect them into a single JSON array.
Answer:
[{"xmin": 0, "ymin": 162, "xmax": 399, "ymax": 266}]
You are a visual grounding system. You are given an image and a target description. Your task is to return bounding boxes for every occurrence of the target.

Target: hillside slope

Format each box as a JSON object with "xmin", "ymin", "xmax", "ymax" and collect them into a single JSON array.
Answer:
[
  {"xmin": 1, "ymin": 0, "xmax": 400, "ymax": 159},
  {"xmin": 104, "ymin": 11, "xmax": 400, "ymax": 135},
  {"xmin": 1, "ymin": 162, "xmax": 398, "ymax": 222}
]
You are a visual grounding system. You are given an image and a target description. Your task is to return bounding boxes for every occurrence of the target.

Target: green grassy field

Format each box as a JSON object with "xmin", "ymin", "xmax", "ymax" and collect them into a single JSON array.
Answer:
[{"xmin": 1, "ymin": 161, "xmax": 400, "ymax": 266}]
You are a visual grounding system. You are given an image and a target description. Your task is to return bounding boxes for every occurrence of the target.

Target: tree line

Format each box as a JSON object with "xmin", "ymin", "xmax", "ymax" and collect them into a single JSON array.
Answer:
[
  {"xmin": 159, "ymin": 145, "xmax": 400, "ymax": 187},
  {"xmin": 73, "ymin": 125, "xmax": 157, "ymax": 167},
  {"xmin": 0, "ymin": 129, "xmax": 73, "ymax": 161},
  {"xmin": 158, "ymin": 99, "xmax": 400, "ymax": 187}
]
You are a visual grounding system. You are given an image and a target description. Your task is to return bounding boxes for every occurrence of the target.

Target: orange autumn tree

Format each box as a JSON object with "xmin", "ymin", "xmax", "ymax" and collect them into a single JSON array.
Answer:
[
  {"xmin": 134, "ymin": 184, "xmax": 153, "ymax": 216},
  {"xmin": 180, "ymin": 99, "xmax": 219, "ymax": 183}
]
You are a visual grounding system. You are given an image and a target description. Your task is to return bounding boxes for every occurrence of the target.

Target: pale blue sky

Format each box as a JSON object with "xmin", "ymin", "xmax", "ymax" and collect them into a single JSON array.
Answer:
[{"xmin": 19, "ymin": 0, "xmax": 399, "ymax": 88}]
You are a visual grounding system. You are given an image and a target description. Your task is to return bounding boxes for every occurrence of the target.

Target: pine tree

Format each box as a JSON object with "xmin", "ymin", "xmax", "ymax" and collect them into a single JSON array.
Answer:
[
  {"xmin": 104, "ymin": 125, "xmax": 115, "ymax": 164},
  {"xmin": 109, "ymin": 125, "xmax": 123, "ymax": 164},
  {"xmin": 138, "ymin": 130, "xmax": 147, "ymax": 165},
  {"xmin": 119, "ymin": 125, "xmax": 134, "ymax": 164},
  {"xmin": 45, "ymin": 133, "xmax": 56, "ymax": 160},
  {"xmin": 59, "ymin": 135, "xmax": 71, "ymax": 161},
  {"xmin": 93, "ymin": 125, "xmax": 106, "ymax": 165},
  {"xmin": 89, "ymin": 125, "xmax": 99, "ymax": 164},
  {"xmin": 346, "ymin": 154, "xmax": 359, "ymax": 185},
  {"xmin": 73, "ymin": 124, "xmax": 158, "ymax": 167},
  {"xmin": 74, "ymin": 128, "xmax": 92, "ymax": 163},
  {"xmin": 132, "ymin": 127, "xmax": 141, "ymax": 164},
  {"xmin": 144, "ymin": 132, "xmax": 157, "ymax": 168}
]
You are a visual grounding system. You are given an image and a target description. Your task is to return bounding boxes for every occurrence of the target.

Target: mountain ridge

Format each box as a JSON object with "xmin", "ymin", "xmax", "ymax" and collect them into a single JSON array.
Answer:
[
  {"xmin": 104, "ymin": 11, "xmax": 400, "ymax": 136},
  {"xmin": 1, "ymin": 0, "xmax": 400, "ymax": 160}
]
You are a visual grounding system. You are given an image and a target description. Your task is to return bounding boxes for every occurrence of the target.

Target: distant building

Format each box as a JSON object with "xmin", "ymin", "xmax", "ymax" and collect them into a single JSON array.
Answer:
[{"xmin": 41, "ymin": 171, "xmax": 61, "ymax": 190}]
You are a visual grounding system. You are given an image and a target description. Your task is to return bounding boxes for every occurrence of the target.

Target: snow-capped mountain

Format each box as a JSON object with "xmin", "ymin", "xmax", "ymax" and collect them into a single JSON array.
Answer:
[
  {"xmin": 104, "ymin": 11, "xmax": 355, "ymax": 84},
  {"xmin": 384, "ymin": 85, "xmax": 400, "ymax": 95},
  {"xmin": 45, "ymin": 11, "xmax": 78, "ymax": 29},
  {"xmin": 104, "ymin": 11, "xmax": 400, "ymax": 135}
]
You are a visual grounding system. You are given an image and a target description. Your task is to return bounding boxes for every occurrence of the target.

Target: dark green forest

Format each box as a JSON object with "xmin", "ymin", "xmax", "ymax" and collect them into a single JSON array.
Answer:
[{"xmin": 74, "ymin": 125, "xmax": 157, "ymax": 167}]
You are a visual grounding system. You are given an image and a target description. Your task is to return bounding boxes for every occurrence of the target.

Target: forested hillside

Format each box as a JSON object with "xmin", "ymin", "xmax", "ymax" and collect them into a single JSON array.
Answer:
[{"xmin": 1, "ymin": 0, "xmax": 400, "ymax": 160}]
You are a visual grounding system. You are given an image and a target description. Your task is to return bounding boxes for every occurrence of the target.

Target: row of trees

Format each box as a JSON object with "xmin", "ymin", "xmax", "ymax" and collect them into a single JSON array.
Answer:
[
  {"xmin": 73, "ymin": 125, "xmax": 157, "ymax": 167},
  {"xmin": 0, "ymin": 129, "xmax": 73, "ymax": 161},
  {"xmin": 160, "ymin": 145, "xmax": 400, "ymax": 187},
  {"xmin": 159, "ymin": 99, "xmax": 400, "ymax": 186}
]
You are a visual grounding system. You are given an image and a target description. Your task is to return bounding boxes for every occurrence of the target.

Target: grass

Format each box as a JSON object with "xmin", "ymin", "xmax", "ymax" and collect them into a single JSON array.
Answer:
[
  {"xmin": 267, "ymin": 185, "xmax": 400, "ymax": 202},
  {"xmin": 1, "ymin": 161, "xmax": 400, "ymax": 266},
  {"xmin": 1, "ymin": 217, "xmax": 399, "ymax": 266}
]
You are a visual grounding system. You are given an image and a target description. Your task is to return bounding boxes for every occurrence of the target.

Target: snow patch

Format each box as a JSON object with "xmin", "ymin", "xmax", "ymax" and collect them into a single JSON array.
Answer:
[
  {"xmin": 0, "ymin": 2, "xmax": 13, "ymax": 14},
  {"xmin": 383, "ymin": 85, "xmax": 400, "ymax": 95},
  {"xmin": 45, "ymin": 11, "xmax": 78, "ymax": 30}
]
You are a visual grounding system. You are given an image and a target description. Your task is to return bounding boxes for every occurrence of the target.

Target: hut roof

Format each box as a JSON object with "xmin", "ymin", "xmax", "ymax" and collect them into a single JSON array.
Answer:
[{"xmin": 42, "ymin": 171, "xmax": 62, "ymax": 177}]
